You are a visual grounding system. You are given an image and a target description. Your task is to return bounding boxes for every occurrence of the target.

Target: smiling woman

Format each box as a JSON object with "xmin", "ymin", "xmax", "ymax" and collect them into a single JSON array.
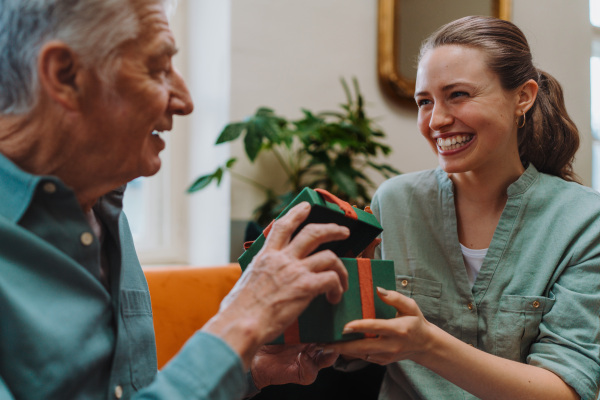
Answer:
[
  {"xmin": 414, "ymin": 44, "xmax": 529, "ymax": 180},
  {"xmin": 326, "ymin": 15, "xmax": 600, "ymax": 400}
]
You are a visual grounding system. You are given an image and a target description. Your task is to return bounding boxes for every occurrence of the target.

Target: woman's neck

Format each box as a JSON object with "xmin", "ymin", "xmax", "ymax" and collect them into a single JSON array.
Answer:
[{"xmin": 450, "ymin": 162, "xmax": 525, "ymax": 249}]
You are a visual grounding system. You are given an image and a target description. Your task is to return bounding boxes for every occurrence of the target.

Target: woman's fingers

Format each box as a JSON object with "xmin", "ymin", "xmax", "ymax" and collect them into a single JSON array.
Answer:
[
  {"xmin": 376, "ymin": 288, "xmax": 422, "ymax": 317},
  {"xmin": 323, "ymin": 337, "xmax": 381, "ymax": 360}
]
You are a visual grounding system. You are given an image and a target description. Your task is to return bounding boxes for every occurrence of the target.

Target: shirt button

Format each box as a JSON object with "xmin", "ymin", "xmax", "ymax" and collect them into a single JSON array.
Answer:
[
  {"xmin": 43, "ymin": 182, "xmax": 57, "ymax": 194},
  {"xmin": 401, "ymin": 279, "xmax": 408, "ymax": 287},
  {"xmin": 467, "ymin": 302, "xmax": 474, "ymax": 310},
  {"xmin": 80, "ymin": 232, "xmax": 94, "ymax": 246},
  {"xmin": 114, "ymin": 385, "xmax": 123, "ymax": 399},
  {"xmin": 532, "ymin": 300, "xmax": 540, "ymax": 309}
]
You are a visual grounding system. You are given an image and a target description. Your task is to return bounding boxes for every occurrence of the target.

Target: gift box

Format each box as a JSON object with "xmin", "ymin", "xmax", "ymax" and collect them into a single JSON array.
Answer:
[
  {"xmin": 238, "ymin": 187, "xmax": 383, "ymax": 270},
  {"xmin": 237, "ymin": 188, "xmax": 396, "ymax": 343},
  {"xmin": 270, "ymin": 258, "xmax": 396, "ymax": 344}
]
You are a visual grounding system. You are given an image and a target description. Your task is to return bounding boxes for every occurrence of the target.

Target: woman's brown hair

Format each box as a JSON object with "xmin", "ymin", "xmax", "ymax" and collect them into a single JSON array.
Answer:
[{"xmin": 419, "ymin": 16, "xmax": 580, "ymax": 182}]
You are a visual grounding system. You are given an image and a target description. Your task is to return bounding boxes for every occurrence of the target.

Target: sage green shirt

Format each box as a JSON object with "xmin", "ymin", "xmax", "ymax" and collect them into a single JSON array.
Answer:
[{"xmin": 371, "ymin": 165, "xmax": 600, "ymax": 400}]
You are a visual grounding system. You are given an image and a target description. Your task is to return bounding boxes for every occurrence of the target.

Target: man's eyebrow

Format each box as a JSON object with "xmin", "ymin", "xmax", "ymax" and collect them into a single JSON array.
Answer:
[{"xmin": 151, "ymin": 42, "xmax": 179, "ymax": 59}]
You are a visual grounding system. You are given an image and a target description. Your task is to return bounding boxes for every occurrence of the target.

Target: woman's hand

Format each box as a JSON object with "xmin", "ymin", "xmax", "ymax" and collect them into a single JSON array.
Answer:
[
  {"xmin": 325, "ymin": 288, "xmax": 580, "ymax": 400},
  {"xmin": 323, "ymin": 288, "xmax": 435, "ymax": 365}
]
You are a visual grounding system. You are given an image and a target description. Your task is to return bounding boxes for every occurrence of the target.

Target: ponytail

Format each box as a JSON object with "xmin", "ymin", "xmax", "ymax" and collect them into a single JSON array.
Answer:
[{"xmin": 519, "ymin": 70, "xmax": 580, "ymax": 182}]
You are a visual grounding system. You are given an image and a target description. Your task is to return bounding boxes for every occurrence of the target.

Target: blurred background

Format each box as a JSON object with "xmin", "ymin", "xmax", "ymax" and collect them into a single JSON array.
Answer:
[{"xmin": 124, "ymin": 0, "xmax": 599, "ymax": 267}]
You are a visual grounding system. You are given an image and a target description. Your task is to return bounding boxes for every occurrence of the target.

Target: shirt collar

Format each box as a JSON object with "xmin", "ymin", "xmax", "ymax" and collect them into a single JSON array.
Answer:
[
  {"xmin": 0, "ymin": 151, "xmax": 127, "ymax": 224},
  {"xmin": 435, "ymin": 163, "xmax": 539, "ymax": 198},
  {"xmin": 0, "ymin": 152, "xmax": 44, "ymax": 223}
]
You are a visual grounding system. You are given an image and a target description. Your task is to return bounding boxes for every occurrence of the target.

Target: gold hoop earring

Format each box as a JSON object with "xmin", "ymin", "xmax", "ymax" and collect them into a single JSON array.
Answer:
[{"xmin": 516, "ymin": 111, "xmax": 526, "ymax": 129}]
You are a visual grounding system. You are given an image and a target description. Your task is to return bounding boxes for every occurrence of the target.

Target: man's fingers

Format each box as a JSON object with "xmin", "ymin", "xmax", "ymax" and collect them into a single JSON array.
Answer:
[
  {"xmin": 287, "ymin": 223, "xmax": 350, "ymax": 259},
  {"xmin": 262, "ymin": 202, "xmax": 311, "ymax": 250},
  {"xmin": 302, "ymin": 251, "xmax": 349, "ymax": 291},
  {"xmin": 313, "ymin": 349, "xmax": 339, "ymax": 369},
  {"xmin": 301, "ymin": 269, "xmax": 346, "ymax": 304}
]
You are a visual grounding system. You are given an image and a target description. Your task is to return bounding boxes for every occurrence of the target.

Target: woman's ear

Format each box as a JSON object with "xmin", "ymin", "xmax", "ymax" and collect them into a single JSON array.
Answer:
[
  {"xmin": 37, "ymin": 41, "xmax": 83, "ymax": 111},
  {"xmin": 516, "ymin": 79, "xmax": 539, "ymax": 115}
]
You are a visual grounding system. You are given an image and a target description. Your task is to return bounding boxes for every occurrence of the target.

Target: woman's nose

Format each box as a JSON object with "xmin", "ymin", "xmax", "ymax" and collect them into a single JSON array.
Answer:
[{"xmin": 429, "ymin": 103, "xmax": 453, "ymax": 131}]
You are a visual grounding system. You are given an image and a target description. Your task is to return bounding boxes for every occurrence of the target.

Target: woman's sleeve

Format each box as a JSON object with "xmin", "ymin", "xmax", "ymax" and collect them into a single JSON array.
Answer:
[{"xmin": 527, "ymin": 241, "xmax": 600, "ymax": 400}]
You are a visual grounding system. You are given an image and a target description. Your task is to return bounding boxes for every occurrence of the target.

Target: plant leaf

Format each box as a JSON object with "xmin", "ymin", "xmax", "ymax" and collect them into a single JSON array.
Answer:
[
  {"xmin": 216, "ymin": 122, "xmax": 246, "ymax": 144},
  {"xmin": 244, "ymin": 121, "xmax": 264, "ymax": 161},
  {"xmin": 329, "ymin": 167, "xmax": 359, "ymax": 199},
  {"xmin": 225, "ymin": 158, "xmax": 237, "ymax": 168},
  {"xmin": 187, "ymin": 168, "xmax": 223, "ymax": 193},
  {"xmin": 256, "ymin": 107, "xmax": 275, "ymax": 117}
]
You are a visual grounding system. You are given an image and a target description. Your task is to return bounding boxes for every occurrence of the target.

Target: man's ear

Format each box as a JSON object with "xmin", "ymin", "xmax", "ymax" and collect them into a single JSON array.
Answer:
[
  {"xmin": 37, "ymin": 41, "xmax": 84, "ymax": 111},
  {"xmin": 516, "ymin": 79, "xmax": 539, "ymax": 116}
]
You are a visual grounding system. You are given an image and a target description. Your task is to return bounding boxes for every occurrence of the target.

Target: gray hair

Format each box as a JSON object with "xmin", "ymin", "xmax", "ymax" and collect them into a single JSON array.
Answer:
[{"xmin": 0, "ymin": 0, "xmax": 176, "ymax": 115}]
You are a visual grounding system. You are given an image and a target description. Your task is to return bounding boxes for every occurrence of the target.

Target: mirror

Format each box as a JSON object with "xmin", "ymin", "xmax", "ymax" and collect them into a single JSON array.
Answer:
[{"xmin": 378, "ymin": 0, "xmax": 512, "ymax": 103}]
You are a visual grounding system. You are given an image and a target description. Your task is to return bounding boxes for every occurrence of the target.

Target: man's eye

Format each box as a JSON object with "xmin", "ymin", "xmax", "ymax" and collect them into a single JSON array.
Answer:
[{"xmin": 150, "ymin": 60, "xmax": 173, "ymax": 77}]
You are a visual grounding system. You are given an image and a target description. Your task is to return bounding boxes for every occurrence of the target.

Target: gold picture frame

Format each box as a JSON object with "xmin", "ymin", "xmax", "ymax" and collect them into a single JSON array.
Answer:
[{"xmin": 377, "ymin": 0, "xmax": 512, "ymax": 103}]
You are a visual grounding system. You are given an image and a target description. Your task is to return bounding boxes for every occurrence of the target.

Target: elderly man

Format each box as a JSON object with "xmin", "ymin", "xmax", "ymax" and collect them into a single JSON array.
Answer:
[{"xmin": 0, "ymin": 0, "xmax": 349, "ymax": 399}]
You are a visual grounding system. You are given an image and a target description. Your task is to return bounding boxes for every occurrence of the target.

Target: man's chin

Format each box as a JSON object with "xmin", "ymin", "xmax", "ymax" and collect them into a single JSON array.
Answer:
[{"xmin": 139, "ymin": 155, "xmax": 163, "ymax": 178}]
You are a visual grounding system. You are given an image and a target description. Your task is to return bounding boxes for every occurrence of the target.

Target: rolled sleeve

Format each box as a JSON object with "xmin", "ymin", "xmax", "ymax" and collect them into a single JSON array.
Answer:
[
  {"xmin": 527, "ymin": 256, "xmax": 600, "ymax": 400},
  {"xmin": 135, "ymin": 331, "xmax": 247, "ymax": 400}
]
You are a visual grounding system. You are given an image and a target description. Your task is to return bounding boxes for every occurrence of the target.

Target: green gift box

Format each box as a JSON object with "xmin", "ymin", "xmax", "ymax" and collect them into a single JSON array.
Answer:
[
  {"xmin": 270, "ymin": 258, "xmax": 396, "ymax": 344},
  {"xmin": 238, "ymin": 187, "xmax": 383, "ymax": 270},
  {"xmin": 238, "ymin": 188, "xmax": 396, "ymax": 343}
]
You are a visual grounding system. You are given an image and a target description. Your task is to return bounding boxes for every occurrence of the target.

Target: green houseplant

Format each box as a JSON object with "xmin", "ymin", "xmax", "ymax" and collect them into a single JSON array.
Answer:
[{"xmin": 187, "ymin": 78, "xmax": 400, "ymax": 229}]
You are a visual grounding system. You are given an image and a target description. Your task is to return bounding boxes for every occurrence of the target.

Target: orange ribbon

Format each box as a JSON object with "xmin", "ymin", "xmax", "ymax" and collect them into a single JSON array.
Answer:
[{"xmin": 357, "ymin": 258, "xmax": 376, "ymax": 338}]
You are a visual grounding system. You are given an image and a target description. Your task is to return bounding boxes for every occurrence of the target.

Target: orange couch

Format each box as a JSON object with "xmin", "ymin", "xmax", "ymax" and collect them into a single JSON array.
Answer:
[{"xmin": 143, "ymin": 264, "xmax": 242, "ymax": 369}]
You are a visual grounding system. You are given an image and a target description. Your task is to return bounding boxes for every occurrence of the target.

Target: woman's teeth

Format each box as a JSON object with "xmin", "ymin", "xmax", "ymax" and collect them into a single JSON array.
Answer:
[{"xmin": 436, "ymin": 135, "xmax": 473, "ymax": 151}]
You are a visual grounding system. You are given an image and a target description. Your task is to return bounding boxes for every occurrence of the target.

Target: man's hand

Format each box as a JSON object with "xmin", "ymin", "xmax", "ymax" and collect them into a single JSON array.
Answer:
[
  {"xmin": 202, "ymin": 202, "xmax": 350, "ymax": 369},
  {"xmin": 251, "ymin": 344, "xmax": 339, "ymax": 389}
]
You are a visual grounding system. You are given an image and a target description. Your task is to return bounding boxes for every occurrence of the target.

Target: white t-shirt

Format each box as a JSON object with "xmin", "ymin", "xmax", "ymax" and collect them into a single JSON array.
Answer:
[{"xmin": 460, "ymin": 243, "xmax": 488, "ymax": 288}]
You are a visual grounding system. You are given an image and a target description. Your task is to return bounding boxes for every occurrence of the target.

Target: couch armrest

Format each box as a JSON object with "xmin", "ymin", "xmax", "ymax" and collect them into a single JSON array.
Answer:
[{"xmin": 144, "ymin": 264, "xmax": 242, "ymax": 369}]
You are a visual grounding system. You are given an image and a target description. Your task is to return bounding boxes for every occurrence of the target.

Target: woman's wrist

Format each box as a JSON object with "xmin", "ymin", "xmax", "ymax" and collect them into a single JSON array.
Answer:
[{"xmin": 409, "ymin": 321, "xmax": 453, "ymax": 367}]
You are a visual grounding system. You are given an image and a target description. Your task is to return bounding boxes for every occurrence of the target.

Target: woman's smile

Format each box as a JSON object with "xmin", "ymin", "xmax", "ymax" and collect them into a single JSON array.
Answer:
[{"xmin": 436, "ymin": 134, "xmax": 475, "ymax": 153}]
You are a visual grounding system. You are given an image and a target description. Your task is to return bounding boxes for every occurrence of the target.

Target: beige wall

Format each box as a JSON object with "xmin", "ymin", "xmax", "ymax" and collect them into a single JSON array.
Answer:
[{"xmin": 226, "ymin": 0, "xmax": 592, "ymax": 225}]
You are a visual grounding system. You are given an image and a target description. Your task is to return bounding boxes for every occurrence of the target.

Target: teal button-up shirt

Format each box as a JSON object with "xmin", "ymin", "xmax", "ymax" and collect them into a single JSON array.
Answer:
[
  {"xmin": 0, "ymin": 153, "xmax": 246, "ymax": 399},
  {"xmin": 372, "ymin": 165, "xmax": 600, "ymax": 400}
]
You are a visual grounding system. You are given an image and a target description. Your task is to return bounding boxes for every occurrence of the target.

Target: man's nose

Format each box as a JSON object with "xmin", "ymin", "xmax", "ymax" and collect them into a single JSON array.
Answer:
[{"xmin": 169, "ymin": 67, "xmax": 194, "ymax": 116}]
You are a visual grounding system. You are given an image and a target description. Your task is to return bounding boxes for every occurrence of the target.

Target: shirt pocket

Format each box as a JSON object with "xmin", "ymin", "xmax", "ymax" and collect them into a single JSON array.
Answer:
[
  {"xmin": 495, "ymin": 295, "xmax": 555, "ymax": 362},
  {"xmin": 396, "ymin": 275, "xmax": 443, "ymax": 327},
  {"xmin": 121, "ymin": 289, "xmax": 157, "ymax": 390}
]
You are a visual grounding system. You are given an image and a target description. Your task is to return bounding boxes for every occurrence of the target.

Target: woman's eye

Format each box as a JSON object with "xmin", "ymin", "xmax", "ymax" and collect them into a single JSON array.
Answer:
[
  {"xmin": 450, "ymin": 91, "xmax": 468, "ymax": 99},
  {"xmin": 416, "ymin": 99, "xmax": 432, "ymax": 108}
]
